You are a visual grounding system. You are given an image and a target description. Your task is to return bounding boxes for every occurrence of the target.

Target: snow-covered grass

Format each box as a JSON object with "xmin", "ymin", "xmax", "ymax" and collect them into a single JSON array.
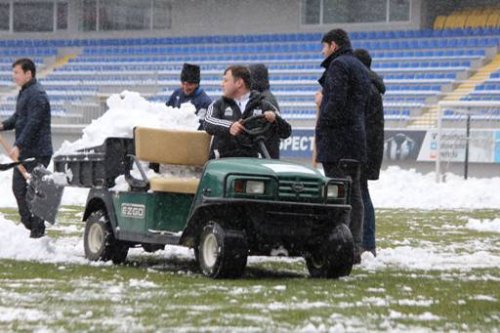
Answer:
[{"xmin": 0, "ymin": 207, "xmax": 499, "ymax": 332}]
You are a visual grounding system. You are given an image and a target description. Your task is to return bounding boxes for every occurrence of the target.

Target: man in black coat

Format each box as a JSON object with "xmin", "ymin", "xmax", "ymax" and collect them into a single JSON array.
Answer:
[
  {"xmin": 204, "ymin": 65, "xmax": 290, "ymax": 159},
  {"xmin": 315, "ymin": 29, "xmax": 371, "ymax": 262},
  {"xmin": 354, "ymin": 49, "xmax": 386, "ymax": 257},
  {"xmin": 166, "ymin": 63, "xmax": 212, "ymax": 130},
  {"xmin": 249, "ymin": 63, "xmax": 291, "ymax": 159},
  {"xmin": 0, "ymin": 58, "xmax": 53, "ymax": 238}
]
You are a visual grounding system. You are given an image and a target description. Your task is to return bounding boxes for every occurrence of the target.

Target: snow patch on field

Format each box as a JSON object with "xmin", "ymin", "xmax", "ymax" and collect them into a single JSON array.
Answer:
[
  {"xmin": 360, "ymin": 246, "xmax": 500, "ymax": 272},
  {"xmin": 370, "ymin": 166, "xmax": 500, "ymax": 210},
  {"xmin": 0, "ymin": 215, "xmax": 87, "ymax": 264},
  {"xmin": 465, "ymin": 218, "xmax": 500, "ymax": 233},
  {"xmin": 0, "ymin": 306, "xmax": 46, "ymax": 322}
]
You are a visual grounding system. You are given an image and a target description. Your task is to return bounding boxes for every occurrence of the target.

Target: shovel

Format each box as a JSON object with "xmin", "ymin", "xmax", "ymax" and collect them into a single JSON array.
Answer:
[
  {"xmin": 0, "ymin": 158, "xmax": 34, "ymax": 171},
  {"xmin": 0, "ymin": 134, "xmax": 64, "ymax": 224}
]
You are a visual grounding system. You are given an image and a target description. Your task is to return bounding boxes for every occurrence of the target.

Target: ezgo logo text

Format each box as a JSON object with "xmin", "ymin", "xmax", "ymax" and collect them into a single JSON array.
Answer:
[{"xmin": 121, "ymin": 203, "xmax": 145, "ymax": 219}]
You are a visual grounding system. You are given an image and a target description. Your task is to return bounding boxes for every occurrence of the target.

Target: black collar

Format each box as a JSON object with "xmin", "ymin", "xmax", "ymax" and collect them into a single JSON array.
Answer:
[
  {"xmin": 321, "ymin": 45, "xmax": 353, "ymax": 69},
  {"xmin": 21, "ymin": 78, "xmax": 37, "ymax": 91}
]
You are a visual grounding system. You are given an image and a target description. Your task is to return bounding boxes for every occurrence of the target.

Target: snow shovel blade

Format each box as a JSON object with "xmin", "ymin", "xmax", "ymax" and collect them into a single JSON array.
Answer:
[
  {"xmin": 27, "ymin": 165, "xmax": 65, "ymax": 225},
  {"xmin": 0, "ymin": 158, "xmax": 35, "ymax": 171}
]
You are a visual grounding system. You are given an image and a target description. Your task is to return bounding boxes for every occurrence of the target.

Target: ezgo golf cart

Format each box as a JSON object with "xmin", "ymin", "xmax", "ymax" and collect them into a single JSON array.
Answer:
[{"xmin": 54, "ymin": 115, "xmax": 354, "ymax": 278}]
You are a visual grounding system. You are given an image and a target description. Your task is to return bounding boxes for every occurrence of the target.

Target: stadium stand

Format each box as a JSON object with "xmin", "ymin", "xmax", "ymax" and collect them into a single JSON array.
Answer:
[
  {"xmin": 0, "ymin": 27, "xmax": 498, "ymax": 128},
  {"xmin": 434, "ymin": 6, "xmax": 500, "ymax": 30}
]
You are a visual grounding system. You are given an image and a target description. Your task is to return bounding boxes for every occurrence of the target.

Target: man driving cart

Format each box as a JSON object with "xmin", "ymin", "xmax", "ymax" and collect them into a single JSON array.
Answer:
[{"xmin": 204, "ymin": 65, "xmax": 291, "ymax": 159}]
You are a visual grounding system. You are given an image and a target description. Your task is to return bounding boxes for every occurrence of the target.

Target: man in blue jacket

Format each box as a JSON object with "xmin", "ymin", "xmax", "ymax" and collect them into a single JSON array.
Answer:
[
  {"xmin": 166, "ymin": 63, "xmax": 212, "ymax": 130},
  {"xmin": 315, "ymin": 29, "xmax": 371, "ymax": 263},
  {"xmin": 0, "ymin": 58, "xmax": 53, "ymax": 238}
]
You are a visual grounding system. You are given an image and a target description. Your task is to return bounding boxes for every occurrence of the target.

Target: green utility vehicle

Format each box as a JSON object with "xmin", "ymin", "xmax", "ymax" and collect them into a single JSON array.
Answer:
[{"xmin": 54, "ymin": 116, "xmax": 354, "ymax": 278}]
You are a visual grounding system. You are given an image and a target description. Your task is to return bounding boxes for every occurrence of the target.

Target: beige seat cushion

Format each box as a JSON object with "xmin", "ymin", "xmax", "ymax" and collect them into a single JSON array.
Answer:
[
  {"xmin": 134, "ymin": 127, "xmax": 211, "ymax": 166},
  {"xmin": 149, "ymin": 177, "xmax": 199, "ymax": 194},
  {"xmin": 134, "ymin": 127, "xmax": 212, "ymax": 194}
]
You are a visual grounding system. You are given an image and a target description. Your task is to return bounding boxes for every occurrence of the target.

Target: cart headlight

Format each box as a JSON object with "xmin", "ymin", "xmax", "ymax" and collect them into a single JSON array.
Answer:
[
  {"xmin": 234, "ymin": 180, "xmax": 265, "ymax": 194},
  {"xmin": 327, "ymin": 184, "xmax": 344, "ymax": 198},
  {"xmin": 245, "ymin": 180, "xmax": 265, "ymax": 194}
]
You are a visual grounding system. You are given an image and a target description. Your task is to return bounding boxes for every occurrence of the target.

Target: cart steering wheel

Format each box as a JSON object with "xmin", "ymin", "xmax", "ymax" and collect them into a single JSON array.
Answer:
[
  {"xmin": 237, "ymin": 114, "xmax": 274, "ymax": 159},
  {"xmin": 240, "ymin": 114, "xmax": 273, "ymax": 137}
]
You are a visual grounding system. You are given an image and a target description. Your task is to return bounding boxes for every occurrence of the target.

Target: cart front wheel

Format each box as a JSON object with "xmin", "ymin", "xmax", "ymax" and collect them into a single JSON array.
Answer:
[
  {"xmin": 197, "ymin": 222, "xmax": 247, "ymax": 279},
  {"xmin": 84, "ymin": 209, "xmax": 128, "ymax": 264}
]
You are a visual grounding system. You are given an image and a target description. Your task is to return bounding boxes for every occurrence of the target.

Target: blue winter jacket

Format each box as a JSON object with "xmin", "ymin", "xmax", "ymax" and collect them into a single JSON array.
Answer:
[
  {"xmin": 315, "ymin": 46, "xmax": 370, "ymax": 164},
  {"xmin": 166, "ymin": 87, "xmax": 212, "ymax": 129},
  {"xmin": 1, "ymin": 79, "xmax": 53, "ymax": 159}
]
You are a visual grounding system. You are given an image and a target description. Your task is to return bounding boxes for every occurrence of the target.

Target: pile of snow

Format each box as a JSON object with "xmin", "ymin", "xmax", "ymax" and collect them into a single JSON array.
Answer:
[
  {"xmin": 0, "ymin": 212, "xmax": 87, "ymax": 263},
  {"xmin": 359, "ymin": 246, "xmax": 500, "ymax": 272},
  {"xmin": 57, "ymin": 91, "xmax": 199, "ymax": 154},
  {"xmin": 370, "ymin": 166, "xmax": 500, "ymax": 210},
  {"xmin": 0, "ymin": 212, "xmax": 192, "ymax": 265}
]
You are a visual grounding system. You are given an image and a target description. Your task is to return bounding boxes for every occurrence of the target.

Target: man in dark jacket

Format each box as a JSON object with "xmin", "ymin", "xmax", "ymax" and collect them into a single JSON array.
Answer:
[
  {"xmin": 249, "ymin": 63, "xmax": 291, "ymax": 159},
  {"xmin": 0, "ymin": 58, "xmax": 53, "ymax": 238},
  {"xmin": 204, "ymin": 65, "xmax": 290, "ymax": 159},
  {"xmin": 315, "ymin": 29, "xmax": 371, "ymax": 262},
  {"xmin": 166, "ymin": 63, "xmax": 212, "ymax": 129},
  {"xmin": 354, "ymin": 49, "xmax": 385, "ymax": 257}
]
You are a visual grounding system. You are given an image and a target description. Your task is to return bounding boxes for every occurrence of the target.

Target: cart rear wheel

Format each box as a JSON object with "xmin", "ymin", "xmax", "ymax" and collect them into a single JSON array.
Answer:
[
  {"xmin": 306, "ymin": 223, "xmax": 354, "ymax": 279},
  {"xmin": 84, "ymin": 209, "xmax": 128, "ymax": 264},
  {"xmin": 197, "ymin": 222, "xmax": 247, "ymax": 279}
]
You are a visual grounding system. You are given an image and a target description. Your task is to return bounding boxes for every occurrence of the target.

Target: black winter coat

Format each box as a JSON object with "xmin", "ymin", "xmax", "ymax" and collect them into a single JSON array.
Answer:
[
  {"xmin": 315, "ymin": 46, "xmax": 370, "ymax": 164},
  {"xmin": 1, "ymin": 79, "xmax": 53, "ymax": 159},
  {"xmin": 364, "ymin": 70, "xmax": 385, "ymax": 180},
  {"xmin": 249, "ymin": 63, "xmax": 291, "ymax": 158},
  {"xmin": 259, "ymin": 89, "xmax": 291, "ymax": 159},
  {"xmin": 204, "ymin": 91, "xmax": 290, "ymax": 159}
]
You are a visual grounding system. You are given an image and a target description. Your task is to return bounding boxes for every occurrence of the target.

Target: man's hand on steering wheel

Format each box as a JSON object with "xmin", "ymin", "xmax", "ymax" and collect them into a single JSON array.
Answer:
[{"xmin": 230, "ymin": 121, "xmax": 245, "ymax": 136}]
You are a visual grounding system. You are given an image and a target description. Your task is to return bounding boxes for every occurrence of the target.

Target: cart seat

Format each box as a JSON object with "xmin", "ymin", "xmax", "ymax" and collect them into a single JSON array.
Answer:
[
  {"xmin": 149, "ymin": 177, "xmax": 199, "ymax": 194},
  {"xmin": 134, "ymin": 127, "xmax": 212, "ymax": 194}
]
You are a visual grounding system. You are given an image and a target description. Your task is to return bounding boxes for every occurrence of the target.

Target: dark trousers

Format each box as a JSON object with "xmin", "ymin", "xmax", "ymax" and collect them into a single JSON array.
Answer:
[
  {"xmin": 12, "ymin": 157, "xmax": 51, "ymax": 234},
  {"xmin": 323, "ymin": 160, "xmax": 364, "ymax": 254},
  {"xmin": 361, "ymin": 177, "xmax": 376, "ymax": 251}
]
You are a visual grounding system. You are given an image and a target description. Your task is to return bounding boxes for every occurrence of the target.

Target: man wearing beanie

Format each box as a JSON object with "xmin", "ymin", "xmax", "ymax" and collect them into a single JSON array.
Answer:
[
  {"xmin": 166, "ymin": 63, "xmax": 212, "ymax": 129},
  {"xmin": 315, "ymin": 29, "xmax": 371, "ymax": 264}
]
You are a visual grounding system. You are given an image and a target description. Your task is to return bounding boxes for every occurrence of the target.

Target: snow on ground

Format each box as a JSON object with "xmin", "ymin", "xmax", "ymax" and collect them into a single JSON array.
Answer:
[
  {"xmin": 370, "ymin": 166, "xmax": 500, "ymax": 210},
  {"xmin": 465, "ymin": 218, "xmax": 500, "ymax": 233},
  {"xmin": 359, "ymin": 246, "xmax": 500, "ymax": 272},
  {"xmin": 0, "ymin": 213, "xmax": 87, "ymax": 264}
]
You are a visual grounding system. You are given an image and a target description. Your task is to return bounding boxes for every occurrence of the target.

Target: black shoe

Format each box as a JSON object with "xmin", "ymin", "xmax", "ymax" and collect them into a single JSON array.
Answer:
[
  {"xmin": 21, "ymin": 218, "xmax": 32, "ymax": 231},
  {"xmin": 29, "ymin": 217, "xmax": 46, "ymax": 239},
  {"xmin": 29, "ymin": 228, "xmax": 45, "ymax": 238}
]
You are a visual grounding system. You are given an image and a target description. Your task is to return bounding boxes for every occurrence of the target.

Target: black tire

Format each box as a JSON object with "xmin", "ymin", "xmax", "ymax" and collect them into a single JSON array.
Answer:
[
  {"xmin": 197, "ymin": 222, "xmax": 248, "ymax": 279},
  {"xmin": 306, "ymin": 223, "xmax": 354, "ymax": 279},
  {"xmin": 84, "ymin": 210, "xmax": 128, "ymax": 264}
]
